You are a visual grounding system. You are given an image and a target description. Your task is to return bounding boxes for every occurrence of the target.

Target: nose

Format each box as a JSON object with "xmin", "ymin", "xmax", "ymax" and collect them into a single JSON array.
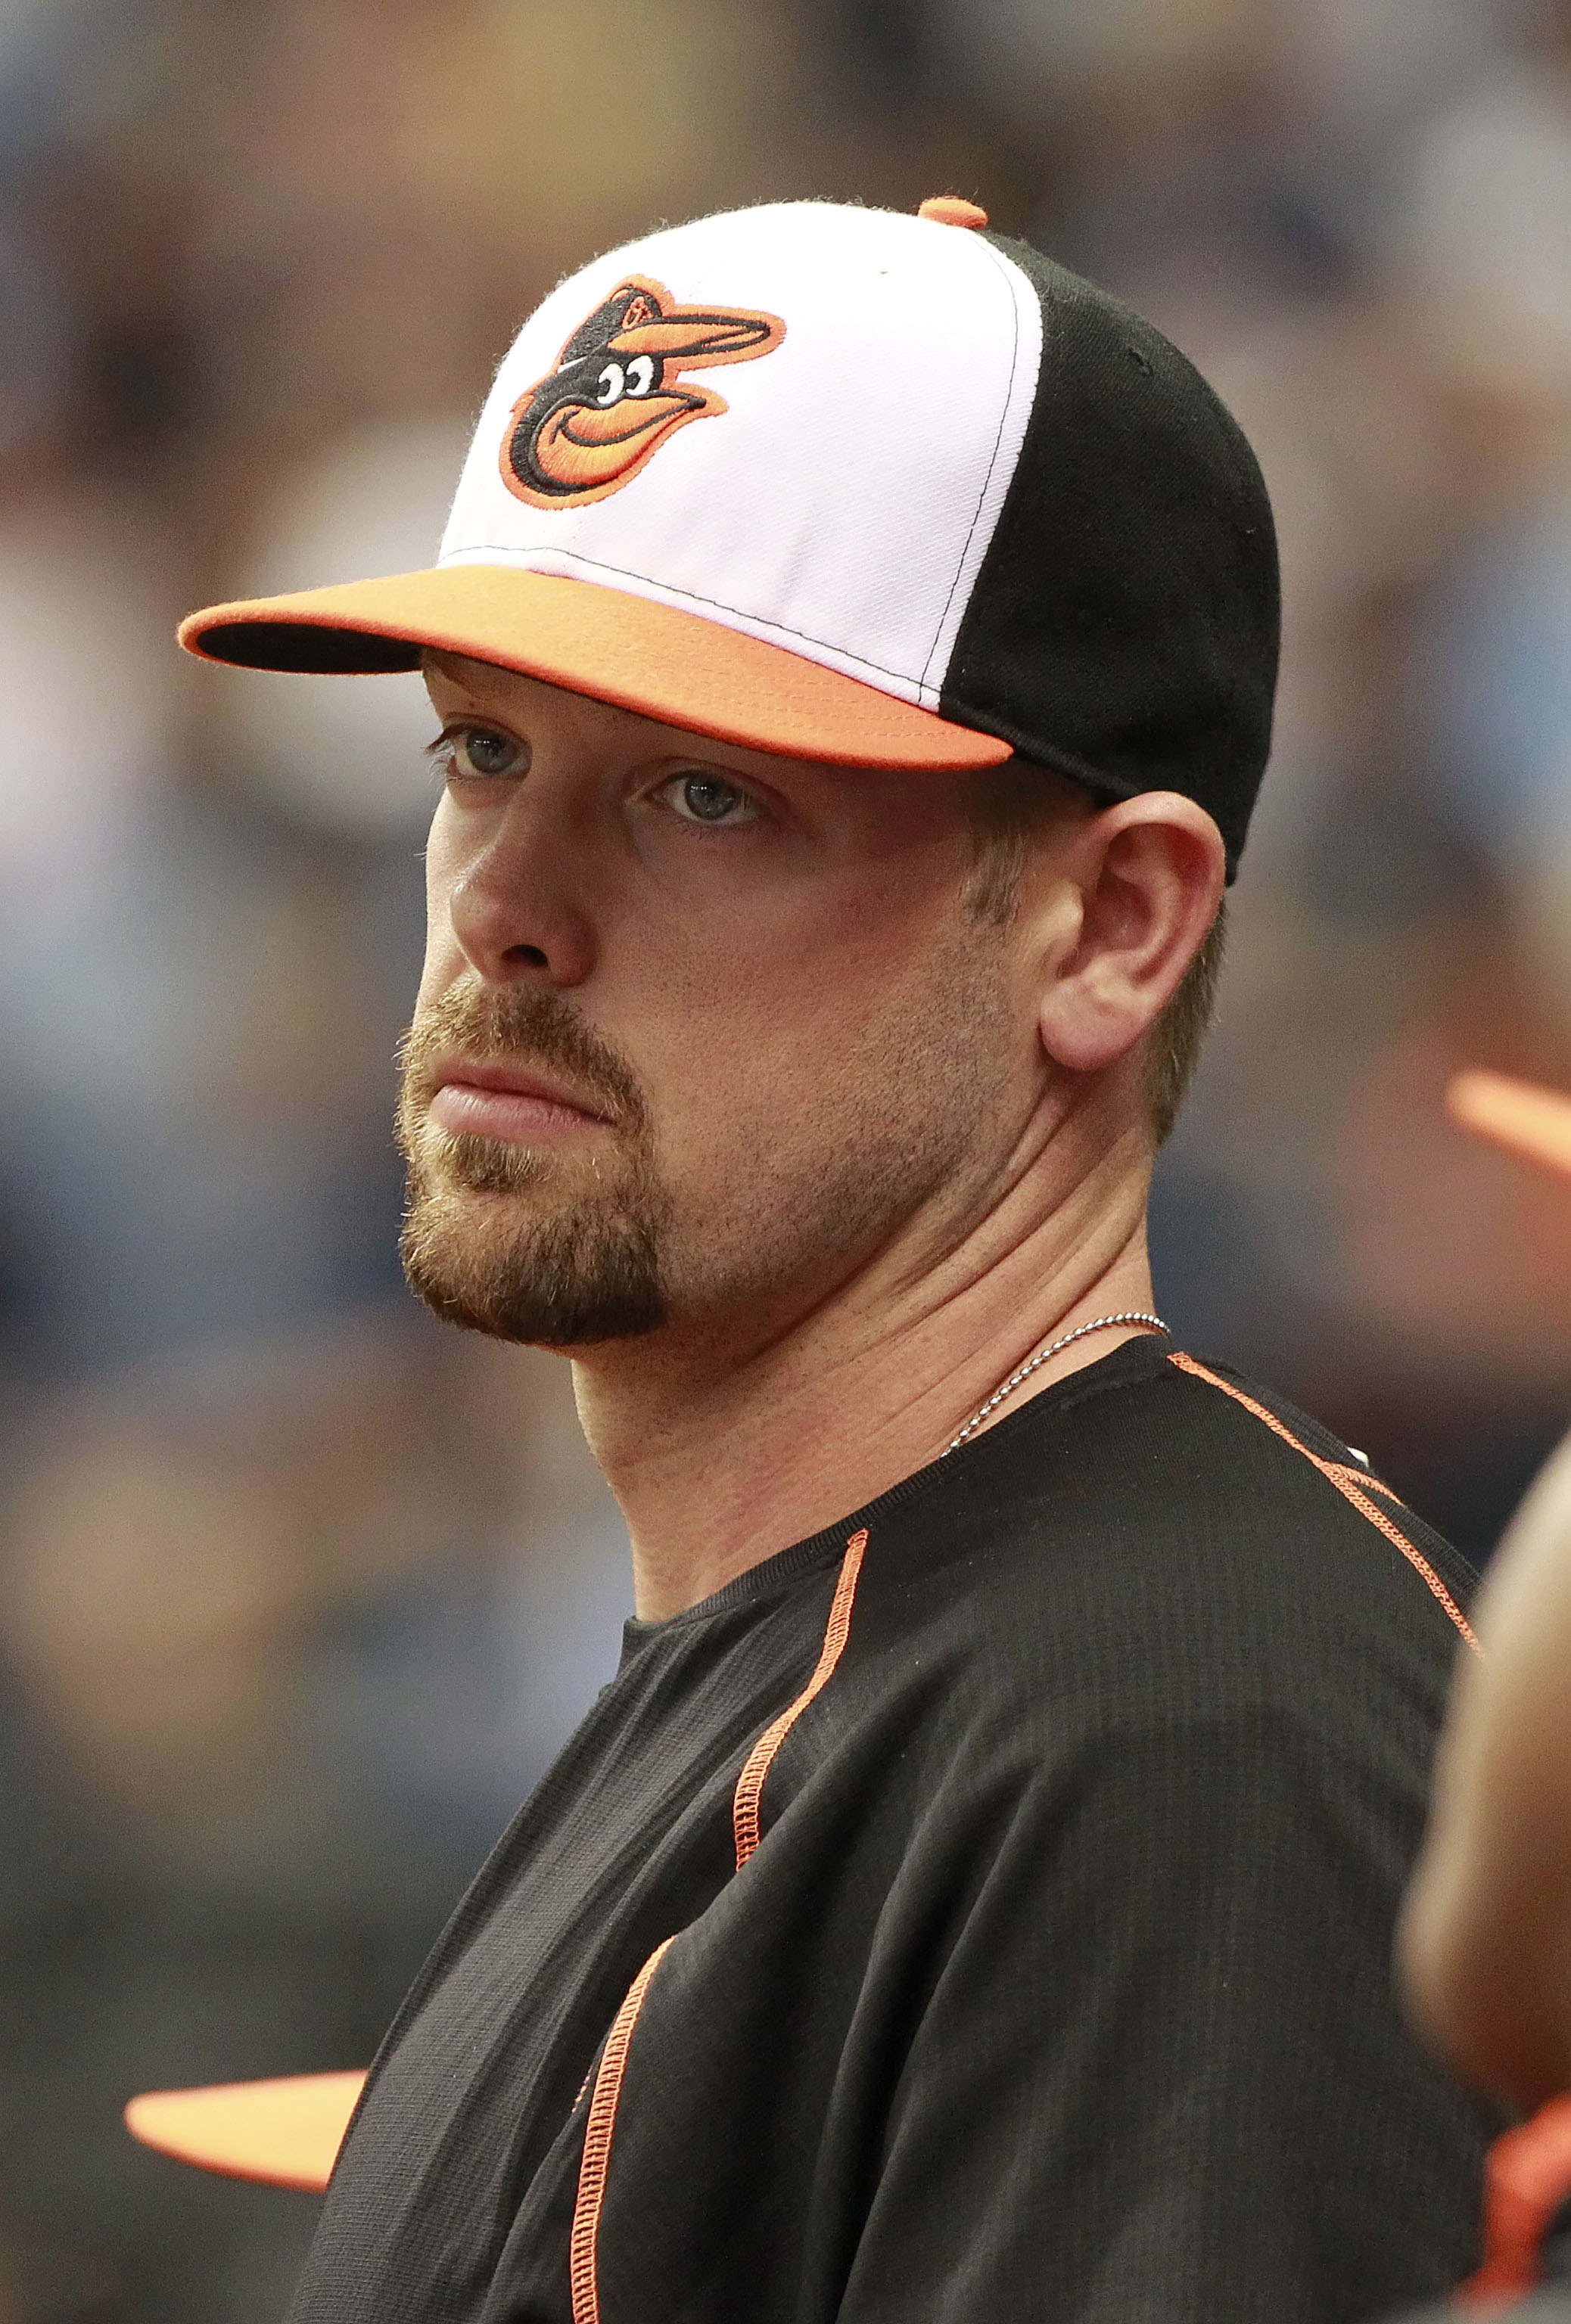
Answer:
[{"xmin": 440, "ymin": 792, "xmax": 597, "ymax": 990}]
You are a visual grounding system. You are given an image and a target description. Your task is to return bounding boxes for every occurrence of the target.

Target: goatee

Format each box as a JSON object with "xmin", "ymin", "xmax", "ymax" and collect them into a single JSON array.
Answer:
[{"xmin": 396, "ymin": 981, "xmax": 670, "ymax": 1347}]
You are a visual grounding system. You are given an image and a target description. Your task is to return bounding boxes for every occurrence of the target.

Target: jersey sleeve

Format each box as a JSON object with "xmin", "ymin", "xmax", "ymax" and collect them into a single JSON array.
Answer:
[{"xmin": 835, "ymin": 1710, "xmax": 1495, "ymax": 2324}]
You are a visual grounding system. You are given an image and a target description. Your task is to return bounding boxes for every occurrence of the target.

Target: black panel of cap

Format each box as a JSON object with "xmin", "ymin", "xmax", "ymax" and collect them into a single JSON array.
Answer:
[{"xmin": 941, "ymin": 235, "xmax": 1280, "ymax": 881}]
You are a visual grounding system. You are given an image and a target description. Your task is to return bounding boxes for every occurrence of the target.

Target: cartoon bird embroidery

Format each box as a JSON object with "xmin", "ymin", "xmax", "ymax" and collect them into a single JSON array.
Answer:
[{"xmin": 499, "ymin": 277, "xmax": 786, "ymax": 509}]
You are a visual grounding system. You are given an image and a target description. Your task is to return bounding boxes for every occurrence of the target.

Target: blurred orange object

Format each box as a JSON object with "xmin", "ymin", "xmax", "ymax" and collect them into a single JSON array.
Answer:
[
  {"xmin": 124, "ymin": 2069, "xmax": 366, "ymax": 2192},
  {"xmin": 1464, "ymin": 2093, "xmax": 1571, "ymax": 2305},
  {"xmin": 1448, "ymin": 1070, "xmax": 1571, "ymax": 1182}
]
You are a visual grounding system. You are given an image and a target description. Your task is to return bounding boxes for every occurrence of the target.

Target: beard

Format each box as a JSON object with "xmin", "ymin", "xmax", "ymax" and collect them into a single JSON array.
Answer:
[
  {"xmin": 396, "ymin": 981, "xmax": 670, "ymax": 1347},
  {"xmin": 398, "ymin": 890, "xmax": 1018, "ymax": 1360}
]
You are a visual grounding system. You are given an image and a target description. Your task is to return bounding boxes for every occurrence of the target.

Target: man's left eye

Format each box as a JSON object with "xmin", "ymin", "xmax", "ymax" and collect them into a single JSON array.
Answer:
[{"xmin": 663, "ymin": 773, "xmax": 758, "ymax": 825}]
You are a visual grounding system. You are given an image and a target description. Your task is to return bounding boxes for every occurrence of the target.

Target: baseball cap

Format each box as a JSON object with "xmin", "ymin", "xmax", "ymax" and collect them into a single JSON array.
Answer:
[{"xmin": 181, "ymin": 195, "xmax": 1280, "ymax": 876}]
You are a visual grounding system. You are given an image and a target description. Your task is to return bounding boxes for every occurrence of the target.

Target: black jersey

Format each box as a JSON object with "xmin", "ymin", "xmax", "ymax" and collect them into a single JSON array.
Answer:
[{"xmin": 287, "ymin": 1337, "xmax": 1497, "ymax": 2324}]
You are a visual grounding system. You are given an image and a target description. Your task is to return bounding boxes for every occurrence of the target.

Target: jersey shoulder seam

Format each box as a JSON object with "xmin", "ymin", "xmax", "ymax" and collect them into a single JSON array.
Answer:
[{"xmin": 1165, "ymin": 1350, "xmax": 1480, "ymax": 1657}]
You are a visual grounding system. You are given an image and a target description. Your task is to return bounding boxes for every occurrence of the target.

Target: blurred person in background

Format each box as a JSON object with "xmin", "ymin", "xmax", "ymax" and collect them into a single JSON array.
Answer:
[
  {"xmin": 1389, "ymin": 1073, "xmax": 1571, "ymax": 2322},
  {"xmin": 1403, "ymin": 1425, "xmax": 1571, "ymax": 2129}
]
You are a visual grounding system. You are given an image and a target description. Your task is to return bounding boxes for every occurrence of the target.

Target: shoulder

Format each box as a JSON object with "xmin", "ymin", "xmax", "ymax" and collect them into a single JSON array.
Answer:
[
  {"xmin": 1131, "ymin": 1346, "xmax": 1477, "ymax": 1656},
  {"xmin": 851, "ymin": 1342, "xmax": 1479, "ymax": 1758}
]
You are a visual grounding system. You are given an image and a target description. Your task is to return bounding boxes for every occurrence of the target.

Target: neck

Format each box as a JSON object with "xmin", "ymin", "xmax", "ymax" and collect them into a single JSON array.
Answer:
[{"xmin": 573, "ymin": 1113, "xmax": 1161, "ymax": 1620}]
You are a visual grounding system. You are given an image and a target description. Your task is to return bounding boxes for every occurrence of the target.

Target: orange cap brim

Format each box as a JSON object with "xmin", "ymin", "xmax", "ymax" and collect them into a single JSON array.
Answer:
[
  {"xmin": 178, "ymin": 566, "xmax": 1014, "ymax": 773},
  {"xmin": 1447, "ymin": 1069, "xmax": 1571, "ymax": 1181},
  {"xmin": 124, "ymin": 2070, "xmax": 366, "ymax": 2192}
]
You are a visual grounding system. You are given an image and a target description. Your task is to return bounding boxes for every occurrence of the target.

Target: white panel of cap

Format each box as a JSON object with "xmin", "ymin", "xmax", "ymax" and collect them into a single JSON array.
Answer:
[{"xmin": 437, "ymin": 201, "xmax": 1040, "ymax": 713}]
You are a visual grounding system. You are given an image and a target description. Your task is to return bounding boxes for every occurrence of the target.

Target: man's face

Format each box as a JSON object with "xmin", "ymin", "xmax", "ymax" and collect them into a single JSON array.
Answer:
[{"xmin": 398, "ymin": 654, "xmax": 1055, "ymax": 1353}]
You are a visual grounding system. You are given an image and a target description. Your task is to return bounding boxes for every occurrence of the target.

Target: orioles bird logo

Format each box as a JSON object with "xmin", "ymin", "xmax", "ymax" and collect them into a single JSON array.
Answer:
[{"xmin": 499, "ymin": 277, "xmax": 786, "ymax": 509}]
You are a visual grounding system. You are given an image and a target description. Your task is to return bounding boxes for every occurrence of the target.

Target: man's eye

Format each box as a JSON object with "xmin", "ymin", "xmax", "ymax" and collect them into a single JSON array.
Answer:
[
  {"xmin": 663, "ymin": 772, "xmax": 758, "ymax": 825},
  {"xmin": 427, "ymin": 725, "xmax": 528, "ymax": 781}
]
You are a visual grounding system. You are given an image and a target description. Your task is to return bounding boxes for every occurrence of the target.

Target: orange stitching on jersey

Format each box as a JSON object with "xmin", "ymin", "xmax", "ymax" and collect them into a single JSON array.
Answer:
[
  {"xmin": 1323, "ymin": 1459, "xmax": 1383, "ymax": 1495},
  {"xmin": 569, "ymin": 1934, "xmax": 676, "ymax": 2324},
  {"xmin": 1165, "ymin": 1351, "xmax": 1481, "ymax": 1655},
  {"xmin": 567, "ymin": 1526, "xmax": 870, "ymax": 2320},
  {"xmin": 733, "ymin": 1528, "xmax": 869, "ymax": 1870}
]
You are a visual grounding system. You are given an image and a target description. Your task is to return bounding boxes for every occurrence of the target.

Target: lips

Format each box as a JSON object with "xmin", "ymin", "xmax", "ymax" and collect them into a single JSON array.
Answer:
[{"xmin": 427, "ymin": 1058, "xmax": 614, "ymax": 1142}]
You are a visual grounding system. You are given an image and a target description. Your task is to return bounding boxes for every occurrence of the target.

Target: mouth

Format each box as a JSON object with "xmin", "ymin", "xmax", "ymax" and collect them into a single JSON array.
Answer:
[{"xmin": 426, "ymin": 1057, "xmax": 618, "ymax": 1145}]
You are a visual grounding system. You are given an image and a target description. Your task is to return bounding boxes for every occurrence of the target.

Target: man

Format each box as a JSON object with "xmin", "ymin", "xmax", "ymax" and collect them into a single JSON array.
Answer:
[{"xmin": 171, "ymin": 195, "xmax": 1494, "ymax": 2322}]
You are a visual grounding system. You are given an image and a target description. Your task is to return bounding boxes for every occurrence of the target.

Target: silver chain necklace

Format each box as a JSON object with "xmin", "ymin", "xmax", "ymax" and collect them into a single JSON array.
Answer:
[{"xmin": 943, "ymin": 1312, "xmax": 1169, "ymax": 1456}]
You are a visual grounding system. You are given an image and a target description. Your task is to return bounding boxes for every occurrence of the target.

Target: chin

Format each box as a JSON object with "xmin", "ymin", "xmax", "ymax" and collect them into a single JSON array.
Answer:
[{"xmin": 400, "ymin": 1154, "xmax": 670, "ymax": 1347}]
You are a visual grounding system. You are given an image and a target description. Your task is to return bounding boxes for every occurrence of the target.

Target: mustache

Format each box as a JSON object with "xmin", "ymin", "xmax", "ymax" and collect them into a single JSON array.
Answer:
[{"xmin": 397, "ymin": 980, "xmax": 650, "ymax": 1134}]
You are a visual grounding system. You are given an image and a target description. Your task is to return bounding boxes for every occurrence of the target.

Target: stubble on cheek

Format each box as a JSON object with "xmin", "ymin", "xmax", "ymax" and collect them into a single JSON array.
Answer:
[
  {"xmin": 646, "ymin": 915, "xmax": 1014, "ymax": 1325},
  {"xmin": 394, "ymin": 981, "xmax": 672, "ymax": 1347}
]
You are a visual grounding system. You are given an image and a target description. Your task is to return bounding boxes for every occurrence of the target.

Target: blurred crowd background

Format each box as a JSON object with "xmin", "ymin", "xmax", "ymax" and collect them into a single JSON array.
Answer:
[{"xmin": 3, "ymin": 0, "xmax": 1571, "ymax": 2315}]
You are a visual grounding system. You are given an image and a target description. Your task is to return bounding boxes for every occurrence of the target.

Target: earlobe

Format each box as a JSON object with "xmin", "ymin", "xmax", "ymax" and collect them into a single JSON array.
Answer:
[{"xmin": 1036, "ymin": 797, "xmax": 1225, "ymax": 1079}]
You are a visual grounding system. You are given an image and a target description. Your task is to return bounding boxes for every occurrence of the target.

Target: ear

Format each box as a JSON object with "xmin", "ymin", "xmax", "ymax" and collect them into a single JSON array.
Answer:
[{"xmin": 1034, "ymin": 794, "xmax": 1226, "ymax": 1077}]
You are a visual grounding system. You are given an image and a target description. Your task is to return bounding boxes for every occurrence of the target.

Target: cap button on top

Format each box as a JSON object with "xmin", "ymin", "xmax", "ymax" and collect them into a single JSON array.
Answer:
[{"xmin": 917, "ymin": 195, "xmax": 988, "ymax": 229}]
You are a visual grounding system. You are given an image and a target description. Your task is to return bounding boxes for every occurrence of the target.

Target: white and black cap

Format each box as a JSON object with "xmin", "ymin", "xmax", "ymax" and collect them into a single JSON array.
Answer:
[{"xmin": 182, "ymin": 194, "xmax": 1280, "ymax": 876}]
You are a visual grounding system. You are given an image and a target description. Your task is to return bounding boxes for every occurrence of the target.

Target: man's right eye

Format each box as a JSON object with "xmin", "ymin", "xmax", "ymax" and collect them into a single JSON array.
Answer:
[{"xmin": 426, "ymin": 725, "xmax": 530, "ymax": 781}]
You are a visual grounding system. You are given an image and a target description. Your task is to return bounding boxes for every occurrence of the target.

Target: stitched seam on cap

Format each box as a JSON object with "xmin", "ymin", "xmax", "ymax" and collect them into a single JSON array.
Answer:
[{"xmin": 919, "ymin": 237, "xmax": 1027, "ymax": 698}]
